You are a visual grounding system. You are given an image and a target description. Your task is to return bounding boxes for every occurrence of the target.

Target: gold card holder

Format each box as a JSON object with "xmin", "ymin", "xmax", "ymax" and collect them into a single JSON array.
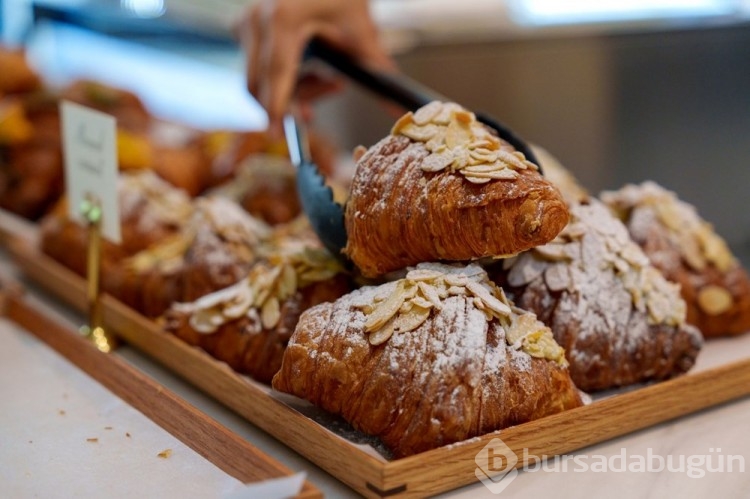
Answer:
[{"xmin": 78, "ymin": 195, "xmax": 117, "ymax": 353}]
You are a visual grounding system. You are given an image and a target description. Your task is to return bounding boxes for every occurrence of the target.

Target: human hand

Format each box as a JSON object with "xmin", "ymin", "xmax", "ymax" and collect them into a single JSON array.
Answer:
[{"xmin": 236, "ymin": 0, "xmax": 395, "ymax": 134}]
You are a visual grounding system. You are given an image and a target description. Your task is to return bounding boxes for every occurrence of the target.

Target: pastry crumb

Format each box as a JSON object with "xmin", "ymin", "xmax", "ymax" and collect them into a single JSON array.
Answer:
[
  {"xmin": 104, "ymin": 426, "xmax": 113, "ymax": 430},
  {"xmin": 58, "ymin": 410, "xmax": 66, "ymax": 416},
  {"xmin": 126, "ymin": 432, "xmax": 131, "ymax": 438},
  {"xmin": 157, "ymin": 449, "xmax": 172, "ymax": 459},
  {"xmin": 86, "ymin": 438, "xmax": 98, "ymax": 443}
]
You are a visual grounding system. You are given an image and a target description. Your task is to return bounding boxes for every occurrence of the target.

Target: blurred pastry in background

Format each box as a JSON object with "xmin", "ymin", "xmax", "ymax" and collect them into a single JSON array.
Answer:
[
  {"xmin": 0, "ymin": 90, "xmax": 63, "ymax": 219},
  {"xmin": 210, "ymin": 128, "xmax": 339, "ymax": 187},
  {"xmin": 493, "ymin": 199, "xmax": 703, "ymax": 391},
  {"xmin": 601, "ymin": 181, "xmax": 750, "ymax": 338},
  {"xmin": 61, "ymin": 80, "xmax": 151, "ymax": 133},
  {"xmin": 116, "ymin": 196, "xmax": 271, "ymax": 317},
  {"xmin": 39, "ymin": 171, "xmax": 193, "ymax": 277},
  {"xmin": 208, "ymin": 154, "xmax": 301, "ymax": 225},
  {"xmin": 163, "ymin": 233, "xmax": 351, "ymax": 383},
  {"xmin": 0, "ymin": 46, "xmax": 42, "ymax": 96}
]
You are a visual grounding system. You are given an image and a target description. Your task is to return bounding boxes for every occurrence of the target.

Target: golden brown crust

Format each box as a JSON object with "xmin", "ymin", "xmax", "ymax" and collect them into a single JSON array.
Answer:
[
  {"xmin": 272, "ymin": 270, "xmax": 583, "ymax": 458},
  {"xmin": 345, "ymin": 135, "xmax": 569, "ymax": 277},
  {"xmin": 601, "ymin": 182, "xmax": 750, "ymax": 338}
]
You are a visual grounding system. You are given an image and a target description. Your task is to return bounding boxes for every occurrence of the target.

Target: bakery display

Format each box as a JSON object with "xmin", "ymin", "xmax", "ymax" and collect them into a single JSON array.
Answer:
[
  {"xmin": 116, "ymin": 196, "xmax": 271, "ymax": 317},
  {"xmin": 601, "ymin": 181, "xmax": 750, "ymax": 337},
  {"xmin": 5, "ymin": 42, "xmax": 750, "ymax": 492},
  {"xmin": 344, "ymin": 101, "xmax": 570, "ymax": 277},
  {"xmin": 163, "ymin": 236, "xmax": 351, "ymax": 383},
  {"xmin": 272, "ymin": 262, "xmax": 584, "ymax": 457},
  {"xmin": 493, "ymin": 199, "xmax": 703, "ymax": 391}
]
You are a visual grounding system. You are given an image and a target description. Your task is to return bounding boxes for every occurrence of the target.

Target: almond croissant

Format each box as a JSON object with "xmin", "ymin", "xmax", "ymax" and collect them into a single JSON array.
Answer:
[
  {"xmin": 601, "ymin": 181, "xmax": 750, "ymax": 338},
  {"xmin": 272, "ymin": 263, "xmax": 584, "ymax": 458},
  {"xmin": 493, "ymin": 199, "xmax": 703, "ymax": 391},
  {"xmin": 163, "ymin": 239, "xmax": 351, "ymax": 383},
  {"xmin": 344, "ymin": 101, "xmax": 569, "ymax": 278}
]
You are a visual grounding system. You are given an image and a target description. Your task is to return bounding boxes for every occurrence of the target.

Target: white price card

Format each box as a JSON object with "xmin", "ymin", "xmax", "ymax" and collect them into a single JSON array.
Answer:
[{"xmin": 60, "ymin": 100, "xmax": 121, "ymax": 243}]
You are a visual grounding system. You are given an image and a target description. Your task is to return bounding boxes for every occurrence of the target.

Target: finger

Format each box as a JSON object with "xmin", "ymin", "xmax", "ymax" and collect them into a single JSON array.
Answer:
[
  {"xmin": 262, "ymin": 26, "xmax": 306, "ymax": 132},
  {"xmin": 242, "ymin": 2, "xmax": 265, "ymax": 100}
]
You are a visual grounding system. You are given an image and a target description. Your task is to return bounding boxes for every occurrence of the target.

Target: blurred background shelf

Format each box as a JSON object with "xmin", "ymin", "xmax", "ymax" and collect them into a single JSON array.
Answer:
[{"xmin": 3, "ymin": 0, "xmax": 750, "ymax": 263}]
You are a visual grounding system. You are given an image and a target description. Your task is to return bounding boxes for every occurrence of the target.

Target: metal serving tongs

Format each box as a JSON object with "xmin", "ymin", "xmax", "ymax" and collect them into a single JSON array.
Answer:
[
  {"xmin": 283, "ymin": 112, "xmax": 348, "ymax": 261},
  {"xmin": 285, "ymin": 38, "xmax": 541, "ymax": 262}
]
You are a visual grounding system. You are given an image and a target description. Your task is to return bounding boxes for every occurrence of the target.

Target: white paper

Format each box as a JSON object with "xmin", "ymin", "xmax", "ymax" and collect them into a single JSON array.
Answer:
[{"xmin": 60, "ymin": 100, "xmax": 121, "ymax": 244}]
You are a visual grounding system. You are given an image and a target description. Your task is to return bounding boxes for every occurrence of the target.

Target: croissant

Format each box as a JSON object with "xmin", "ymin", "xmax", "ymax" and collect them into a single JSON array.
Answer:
[
  {"xmin": 111, "ymin": 196, "xmax": 270, "ymax": 317},
  {"xmin": 493, "ymin": 199, "xmax": 703, "ymax": 391},
  {"xmin": 344, "ymin": 102, "xmax": 569, "ymax": 278},
  {"xmin": 163, "ymin": 242, "xmax": 352, "ymax": 383},
  {"xmin": 601, "ymin": 181, "xmax": 750, "ymax": 338},
  {"xmin": 272, "ymin": 263, "xmax": 584, "ymax": 458}
]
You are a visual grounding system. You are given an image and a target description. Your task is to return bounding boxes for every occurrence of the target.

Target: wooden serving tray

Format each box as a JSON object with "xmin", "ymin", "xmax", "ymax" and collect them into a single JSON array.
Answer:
[{"xmin": 6, "ymin": 236, "xmax": 750, "ymax": 498}]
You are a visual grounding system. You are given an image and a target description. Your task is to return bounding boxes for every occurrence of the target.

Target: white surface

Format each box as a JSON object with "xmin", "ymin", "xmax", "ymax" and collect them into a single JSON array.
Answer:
[{"xmin": 0, "ymin": 318, "xmax": 244, "ymax": 499}]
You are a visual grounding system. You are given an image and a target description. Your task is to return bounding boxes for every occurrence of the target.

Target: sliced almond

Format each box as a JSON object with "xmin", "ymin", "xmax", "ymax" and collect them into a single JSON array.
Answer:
[
  {"xmin": 506, "ymin": 254, "xmax": 546, "ymax": 287},
  {"xmin": 465, "ymin": 280, "xmax": 511, "ymax": 317},
  {"xmin": 391, "ymin": 112, "xmax": 415, "ymax": 135},
  {"xmin": 189, "ymin": 309, "xmax": 224, "ymax": 334},
  {"xmin": 392, "ymin": 304, "xmax": 431, "ymax": 333},
  {"xmin": 412, "ymin": 101, "xmax": 443, "ymax": 125},
  {"xmin": 261, "ymin": 297, "xmax": 281, "ymax": 329},
  {"xmin": 364, "ymin": 282, "xmax": 407, "ymax": 332},
  {"xmin": 368, "ymin": 317, "xmax": 396, "ymax": 346},
  {"xmin": 417, "ymin": 281, "xmax": 443, "ymax": 309},
  {"xmin": 421, "ymin": 151, "xmax": 455, "ymax": 172},
  {"xmin": 223, "ymin": 285, "xmax": 254, "ymax": 319},
  {"xmin": 444, "ymin": 117, "xmax": 472, "ymax": 149},
  {"xmin": 544, "ymin": 264, "xmax": 572, "ymax": 292},
  {"xmin": 400, "ymin": 123, "xmax": 440, "ymax": 142},
  {"xmin": 697, "ymin": 285, "xmax": 733, "ymax": 316}
]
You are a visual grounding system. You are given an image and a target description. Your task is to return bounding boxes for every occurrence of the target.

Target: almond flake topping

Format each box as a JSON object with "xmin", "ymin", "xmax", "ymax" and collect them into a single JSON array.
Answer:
[
  {"xmin": 505, "ymin": 201, "xmax": 686, "ymax": 327},
  {"xmin": 356, "ymin": 262, "xmax": 566, "ymax": 364},
  {"xmin": 176, "ymin": 244, "xmax": 344, "ymax": 334},
  {"xmin": 601, "ymin": 181, "xmax": 735, "ymax": 273},
  {"xmin": 124, "ymin": 197, "xmax": 271, "ymax": 274},
  {"xmin": 391, "ymin": 101, "xmax": 537, "ymax": 184}
]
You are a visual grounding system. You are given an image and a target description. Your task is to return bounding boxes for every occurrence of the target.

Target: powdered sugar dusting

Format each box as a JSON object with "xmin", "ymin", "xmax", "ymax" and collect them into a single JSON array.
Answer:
[{"xmin": 502, "ymin": 199, "xmax": 693, "ymax": 371}]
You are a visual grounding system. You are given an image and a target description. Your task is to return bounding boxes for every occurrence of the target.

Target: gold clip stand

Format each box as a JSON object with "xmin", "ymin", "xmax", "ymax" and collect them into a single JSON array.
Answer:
[{"xmin": 79, "ymin": 196, "xmax": 117, "ymax": 353}]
